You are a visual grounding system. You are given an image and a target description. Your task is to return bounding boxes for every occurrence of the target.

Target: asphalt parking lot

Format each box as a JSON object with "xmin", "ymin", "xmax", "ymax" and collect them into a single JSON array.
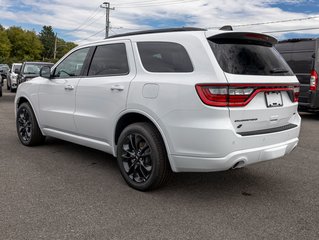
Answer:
[{"xmin": 0, "ymin": 87, "xmax": 319, "ymax": 240}]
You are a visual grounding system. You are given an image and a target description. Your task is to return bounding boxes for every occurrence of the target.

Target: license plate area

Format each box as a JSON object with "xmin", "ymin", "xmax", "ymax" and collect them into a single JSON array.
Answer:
[{"xmin": 265, "ymin": 91, "xmax": 283, "ymax": 108}]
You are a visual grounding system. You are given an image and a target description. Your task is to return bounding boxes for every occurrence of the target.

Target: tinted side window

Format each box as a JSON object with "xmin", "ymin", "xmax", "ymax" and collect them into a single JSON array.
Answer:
[
  {"xmin": 54, "ymin": 48, "xmax": 89, "ymax": 78},
  {"xmin": 137, "ymin": 42, "xmax": 193, "ymax": 73},
  {"xmin": 88, "ymin": 43, "xmax": 129, "ymax": 76}
]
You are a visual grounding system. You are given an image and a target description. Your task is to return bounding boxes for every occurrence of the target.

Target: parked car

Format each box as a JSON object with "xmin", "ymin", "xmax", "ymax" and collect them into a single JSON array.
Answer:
[
  {"xmin": 0, "ymin": 64, "xmax": 10, "ymax": 80},
  {"xmin": 276, "ymin": 38, "xmax": 318, "ymax": 111},
  {"xmin": 17, "ymin": 62, "xmax": 54, "ymax": 86},
  {"xmin": 7, "ymin": 63, "xmax": 22, "ymax": 92},
  {"xmin": 15, "ymin": 28, "xmax": 301, "ymax": 191}
]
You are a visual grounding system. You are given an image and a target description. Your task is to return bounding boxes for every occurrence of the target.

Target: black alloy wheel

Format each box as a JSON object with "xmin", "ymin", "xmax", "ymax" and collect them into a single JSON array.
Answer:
[
  {"xmin": 121, "ymin": 133, "xmax": 153, "ymax": 183},
  {"xmin": 117, "ymin": 122, "xmax": 171, "ymax": 191},
  {"xmin": 16, "ymin": 102, "xmax": 45, "ymax": 146},
  {"xmin": 17, "ymin": 107, "xmax": 32, "ymax": 143}
]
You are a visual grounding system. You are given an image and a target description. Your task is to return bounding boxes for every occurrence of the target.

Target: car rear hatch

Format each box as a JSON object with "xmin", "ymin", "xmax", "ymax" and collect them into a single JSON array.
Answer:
[{"xmin": 203, "ymin": 32, "xmax": 300, "ymax": 135}]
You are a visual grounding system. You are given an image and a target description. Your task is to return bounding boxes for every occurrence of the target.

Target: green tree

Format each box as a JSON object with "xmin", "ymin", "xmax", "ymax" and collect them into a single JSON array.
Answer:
[
  {"xmin": 0, "ymin": 25, "xmax": 11, "ymax": 62},
  {"xmin": 39, "ymin": 26, "xmax": 55, "ymax": 59},
  {"xmin": 6, "ymin": 26, "xmax": 43, "ymax": 61},
  {"xmin": 56, "ymin": 38, "xmax": 77, "ymax": 59},
  {"xmin": 25, "ymin": 30, "xmax": 44, "ymax": 60}
]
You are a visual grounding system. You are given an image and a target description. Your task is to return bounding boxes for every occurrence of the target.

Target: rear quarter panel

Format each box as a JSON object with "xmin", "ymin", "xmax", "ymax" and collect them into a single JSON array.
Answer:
[{"xmin": 126, "ymin": 32, "xmax": 230, "ymax": 156}]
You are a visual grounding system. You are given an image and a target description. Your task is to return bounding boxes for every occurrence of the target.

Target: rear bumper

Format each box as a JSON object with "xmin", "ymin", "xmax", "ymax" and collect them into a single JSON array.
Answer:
[{"xmin": 171, "ymin": 137, "xmax": 298, "ymax": 172}]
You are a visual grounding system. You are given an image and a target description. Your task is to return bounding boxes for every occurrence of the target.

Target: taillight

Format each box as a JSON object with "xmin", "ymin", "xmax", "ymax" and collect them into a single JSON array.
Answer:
[
  {"xmin": 293, "ymin": 86, "xmax": 300, "ymax": 102},
  {"xmin": 310, "ymin": 70, "xmax": 318, "ymax": 91},
  {"xmin": 197, "ymin": 86, "xmax": 228, "ymax": 107},
  {"xmin": 196, "ymin": 84, "xmax": 300, "ymax": 107}
]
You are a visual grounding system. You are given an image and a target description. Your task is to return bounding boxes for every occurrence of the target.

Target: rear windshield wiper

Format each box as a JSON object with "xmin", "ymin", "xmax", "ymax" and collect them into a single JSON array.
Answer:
[{"xmin": 270, "ymin": 68, "xmax": 289, "ymax": 74}]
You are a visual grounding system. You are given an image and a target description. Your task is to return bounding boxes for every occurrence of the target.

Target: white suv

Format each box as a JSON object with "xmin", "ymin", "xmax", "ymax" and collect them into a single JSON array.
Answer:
[{"xmin": 15, "ymin": 28, "xmax": 301, "ymax": 191}]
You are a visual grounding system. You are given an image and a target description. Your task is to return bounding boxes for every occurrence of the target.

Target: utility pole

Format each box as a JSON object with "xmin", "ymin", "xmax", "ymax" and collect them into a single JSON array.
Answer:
[
  {"xmin": 53, "ymin": 33, "xmax": 57, "ymax": 59},
  {"xmin": 100, "ymin": 2, "xmax": 114, "ymax": 38}
]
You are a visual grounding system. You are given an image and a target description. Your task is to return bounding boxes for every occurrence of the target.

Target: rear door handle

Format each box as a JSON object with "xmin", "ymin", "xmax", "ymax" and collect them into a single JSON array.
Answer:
[
  {"xmin": 64, "ymin": 85, "xmax": 74, "ymax": 91},
  {"xmin": 111, "ymin": 85, "xmax": 124, "ymax": 91}
]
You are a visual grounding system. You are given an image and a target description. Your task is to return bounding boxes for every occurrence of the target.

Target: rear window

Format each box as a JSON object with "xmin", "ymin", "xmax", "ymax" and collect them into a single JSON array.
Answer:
[
  {"xmin": 209, "ymin": 40, "xmax": 293, "ymax": 76},
  {"xmin": 137, "ymin": 42, "xmax": 193, "ymax": 73}
]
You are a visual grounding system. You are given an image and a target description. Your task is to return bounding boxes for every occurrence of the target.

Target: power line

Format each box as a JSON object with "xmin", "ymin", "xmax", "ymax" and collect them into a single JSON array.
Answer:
[
  {"xmin": 76, "ymin": 25, "xmax": 319, "ymax": 45},
  {"xmin": 113, "ymin": 0, "xmax": 196, "ymax": 6},
  {"xmin": 78, "ymin": 13, "xmax": 105, "ymax": 30},
  {"xmin": 113, "ymin": 0, "xmax": 166, "ymax": 6},
  {"xmin": 114, "ymin": 0, "xmax": 199, "ymax": 8},
  {"xmin": 263, "ymin": 27, "xmax": 319, "ymax": 34},
  {"xmin": 207, "ymin": 15, "xmax": 319, "ymax": 29},
  {"xmin": 69, "ymin": 12, "xmax": 105, "ymax": 33},
  {"xmin": 109, "ymin": 28, "xmax": 118, "ymax": 35},
  {"xmin": 67, "ymin": 6, "xmax": 102, "ymax": 33},
  {"xmin": 77, "ymin": 28, "xmax": 105, "ymax": 43},
  {"xmin": 111, "ymin": 26, "xmax": 144, "ymax": 31}
]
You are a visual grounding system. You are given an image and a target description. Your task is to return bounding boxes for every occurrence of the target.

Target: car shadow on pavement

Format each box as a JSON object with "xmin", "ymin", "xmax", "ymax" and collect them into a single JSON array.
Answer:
[
  {"xmin": 44, "ymin": 136, "xmax": 119, "ymax": 170},
  {"xmin": 167, "ymin": 167, "xmax": 279, "ymax": 195},
  {"xmin": 44, "ymin": 137, "xmax": 285, "ymax": 201}
]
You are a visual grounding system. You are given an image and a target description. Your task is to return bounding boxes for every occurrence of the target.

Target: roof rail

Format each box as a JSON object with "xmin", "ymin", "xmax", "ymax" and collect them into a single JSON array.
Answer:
[
  {"xmin": 107, "ymin": 27, "xmax": 206, "ymax": 39},
  {"xmin": 219, "ymin": 25, "xmax": 233, "ymax": 31}
]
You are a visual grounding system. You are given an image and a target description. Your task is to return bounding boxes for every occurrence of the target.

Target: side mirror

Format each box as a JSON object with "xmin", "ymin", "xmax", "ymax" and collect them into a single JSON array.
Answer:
[
  {"xmin": 312, "ymin": 53, "xmax": 315, "ymax": 59},
  {"xmin": 40, "ymin": 66, "xmax": 51, "ymax": 79},
  {"xmin": 14, "ymin": 69, "xmax": 20, "ymax": 74}
]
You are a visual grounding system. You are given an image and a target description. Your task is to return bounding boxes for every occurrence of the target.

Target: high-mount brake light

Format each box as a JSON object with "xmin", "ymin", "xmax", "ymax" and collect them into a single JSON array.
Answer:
[
  {"xmin": 245, "ymin": 33, "xmax": 270, "ymax": 41},
  {"xmin": 310, "ymin": 70, "xmax": 318, "ymax": 91},
  {"xmin": 196, "ymin": 84, "xmax": 300, "ymax": 107}
]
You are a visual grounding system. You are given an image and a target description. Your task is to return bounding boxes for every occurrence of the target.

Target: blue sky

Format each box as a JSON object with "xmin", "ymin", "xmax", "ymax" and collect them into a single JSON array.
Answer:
[
  {"xmin": 0, "ymin": 0, "xmax": 319, "ymax": 43},
  {"xmin": 271, "ymin": 1, "xmax": 319, "ymax": 14}
]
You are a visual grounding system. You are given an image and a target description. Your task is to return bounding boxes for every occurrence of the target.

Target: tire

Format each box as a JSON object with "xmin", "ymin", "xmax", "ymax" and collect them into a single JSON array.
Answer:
[
  {"xmin": 117, "ymin": 122, "xmax": 171, "ymax": 191},
  {"xmin": 7, "ymin": 78, "xmax": 10, "ymax": 90},
  {"xmin": 10, "ymin": 85, "xmax": 16, "ymax": 93},
  {"xmin": 0, "ymin": 86, "xmax": 2, "ymax": 97},
  {"xmin": 16, "ymin": 102, "xmax": 45, "ymax": 146}
]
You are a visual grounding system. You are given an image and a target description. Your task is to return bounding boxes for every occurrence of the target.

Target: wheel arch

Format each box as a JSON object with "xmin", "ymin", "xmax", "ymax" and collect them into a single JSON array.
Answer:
[
  {"xmin": 16, "ymin": 96, "xmax": 30, "ymax": 108},
  {"xmin": 113, "ymin": 110, "xmax": 177, "ymax": 172},
  {"xmin": 16, "ymin": 95, "xmax": 45, "ymax": 136}
]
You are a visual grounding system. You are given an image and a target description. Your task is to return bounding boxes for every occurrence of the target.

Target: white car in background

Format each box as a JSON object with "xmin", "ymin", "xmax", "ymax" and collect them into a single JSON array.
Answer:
[
  {"xmin": 15, "ymin": 27, "xmax": 301, "ymax": 191},
  {"xmin": 7, "ymin": 63, "xmax": 22, "ymax": 92}
]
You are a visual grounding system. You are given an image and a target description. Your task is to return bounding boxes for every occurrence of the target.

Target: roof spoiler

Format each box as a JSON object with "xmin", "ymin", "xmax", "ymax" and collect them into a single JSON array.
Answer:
[{"xmin": 209, "ymin": 32, "xmax": 278, "ymax": 46}]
